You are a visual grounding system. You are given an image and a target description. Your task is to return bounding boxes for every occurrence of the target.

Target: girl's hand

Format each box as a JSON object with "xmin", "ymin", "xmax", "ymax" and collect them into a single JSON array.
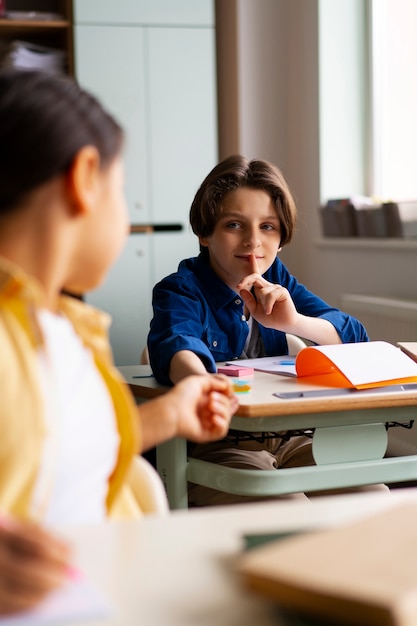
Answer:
[
  {"xmin": 138, "ymin": 373, "xmax": 239, "ymax": 451},
  {"xmin": 0, "ymin": 516, "xmax": 71, "ymax": 615},
  {"xmin": 237, "ymin": 254, "xmax": 299, "ymax": 331},
  {"xmin": 170, "ymin": 374, "xmax": 239, "ymax": 443}
]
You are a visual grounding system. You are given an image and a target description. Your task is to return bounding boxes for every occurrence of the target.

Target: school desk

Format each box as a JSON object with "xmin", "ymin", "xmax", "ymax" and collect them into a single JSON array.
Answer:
[
  {"xmin": 398, "ymin": 341, "xmax": 417, "ymax": 363},
  {"xmin": 118, "ymin": 364, "xmax": 417, "ymax": 509},
  {"xmin": 60, "ymin": 488, "xmax": 417, "ymax": 626}
]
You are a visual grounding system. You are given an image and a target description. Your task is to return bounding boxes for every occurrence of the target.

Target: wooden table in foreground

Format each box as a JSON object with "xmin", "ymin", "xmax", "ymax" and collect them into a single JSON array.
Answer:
[
  {"xmin": 65, "ymin": 488, "xmax": 417, "ymax": 626},
  {"xmin": 119, "ymin": 364, "xmax": 417, "ymax": 509}
]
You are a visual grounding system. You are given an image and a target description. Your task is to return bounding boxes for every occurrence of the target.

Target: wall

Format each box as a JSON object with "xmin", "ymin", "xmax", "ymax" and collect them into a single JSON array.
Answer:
[{"xmin": 215, "ymin": 0, "xmax": 417, "ymax": 323}]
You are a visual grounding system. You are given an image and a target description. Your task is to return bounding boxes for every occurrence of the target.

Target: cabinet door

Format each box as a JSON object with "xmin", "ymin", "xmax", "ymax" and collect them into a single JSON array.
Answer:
[
  {"xmin": 149, "ymin": 230, "xmax": 200, "ymax": 288},
  {"xmin": 86, "ymin": 233, "xmax": 153, "ymax": 366},
  {"xmin": 147, "ymin": 26, "xmax": 218, "ymax": 226},
  {"xmin": 74, "ymin": 0, "xmax": 213, "ymax": 26},
  {"xmin": 74, "ymin": 12, "xmax": 218, "ymax": 365},
  {"xmin": 146, "ymin": 25, "xmax": 217, "ymax": 285},
  {"xmin": 74, "ymin": 25, "xmax": 150, "ymax": 225}
]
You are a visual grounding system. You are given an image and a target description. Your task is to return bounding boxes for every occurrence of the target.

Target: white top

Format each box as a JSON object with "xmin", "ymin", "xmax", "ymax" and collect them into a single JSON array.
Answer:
[{"xmin": 33, "ymin": 310, "xmax": 120, "ymax": 525}]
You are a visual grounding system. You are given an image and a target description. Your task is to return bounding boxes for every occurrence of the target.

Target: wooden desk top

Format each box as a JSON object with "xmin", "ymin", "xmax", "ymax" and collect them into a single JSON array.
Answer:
[
  {"xmin": 118, "ymin": 365, "xmax": 417, "ymax": 422},
  {"xmin": 62, "ymin": 488, "xmax": 417, "ymax": 626},
  {"xmin": 398, "ymin": 341, "xmax": 417, "ymax": 363}
]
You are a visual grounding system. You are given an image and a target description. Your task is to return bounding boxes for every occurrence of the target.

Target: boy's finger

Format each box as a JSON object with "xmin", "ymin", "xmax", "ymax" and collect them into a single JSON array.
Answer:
[{"xmin": 249, "ymin": 253, "xmax": 261, "ymax": 275}]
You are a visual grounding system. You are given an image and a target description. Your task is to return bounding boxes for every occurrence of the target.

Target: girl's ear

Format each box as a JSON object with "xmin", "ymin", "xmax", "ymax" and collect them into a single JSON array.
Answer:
[{"xmin": 65, "ymin": 146, "xmax": 101, "ymax": 216}]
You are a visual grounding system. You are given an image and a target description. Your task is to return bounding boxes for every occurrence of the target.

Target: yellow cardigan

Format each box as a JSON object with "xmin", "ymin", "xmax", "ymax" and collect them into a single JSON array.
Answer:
[{"xmin": 0, "ymin": 257, "xmax": 142, "ymax": 520}]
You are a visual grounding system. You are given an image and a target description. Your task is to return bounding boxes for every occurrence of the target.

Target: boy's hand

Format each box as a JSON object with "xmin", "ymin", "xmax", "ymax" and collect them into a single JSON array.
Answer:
[
  {"xmin": 0, "ymin": 516, "xmax": 71, "ymax": 615},
  {"xmin": 237, "ymin": 254, "xmax": 299, "ymax": 330}
]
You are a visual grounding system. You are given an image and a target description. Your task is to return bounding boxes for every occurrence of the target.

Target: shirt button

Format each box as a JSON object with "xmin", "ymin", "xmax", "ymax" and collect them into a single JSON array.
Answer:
[
  {"xmin": 235, "ymin": 299, "xmax": 241, "ymax": 305},
  {"xmin": 241, "ymin": 315, "xmax": 246, "ymax": 321},
  {"xmin": 212, "ymin": 340, "xmax": 218, "ymax": 347}
]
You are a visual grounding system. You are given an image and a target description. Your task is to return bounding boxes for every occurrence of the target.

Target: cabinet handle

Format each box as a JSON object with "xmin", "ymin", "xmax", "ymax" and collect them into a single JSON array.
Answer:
[{"xmin": 130, "ymin": 225, "xmax": 153, "ymax": 234}]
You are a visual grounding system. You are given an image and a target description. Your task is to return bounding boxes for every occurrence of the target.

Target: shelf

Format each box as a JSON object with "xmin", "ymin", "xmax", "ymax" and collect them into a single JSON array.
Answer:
[
  {"xmin": 316, "ymin": 237, "xmax": 417, "ymax": 251},
  {"xmin": 0, "ymin": 2, "xmax": 74, "ymax": 75}
]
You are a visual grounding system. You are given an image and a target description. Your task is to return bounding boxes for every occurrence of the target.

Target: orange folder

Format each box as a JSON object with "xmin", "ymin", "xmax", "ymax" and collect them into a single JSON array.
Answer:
[{"xmin": 295, "ymin": 341, "xmax": 417, "ymax": 389}]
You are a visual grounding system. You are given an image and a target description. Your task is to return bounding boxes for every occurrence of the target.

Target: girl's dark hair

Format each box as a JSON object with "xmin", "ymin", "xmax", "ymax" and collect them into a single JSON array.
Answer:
[
  {"xmin": 189, "ymin": 154, "xmax": 297, "ymax": 247},
  {"xmin": 0, "ymin": 68, "xmax": 124, "ymax": 213}
]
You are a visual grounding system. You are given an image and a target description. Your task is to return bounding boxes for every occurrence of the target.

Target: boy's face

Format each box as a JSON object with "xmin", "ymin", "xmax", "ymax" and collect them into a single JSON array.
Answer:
[{"xmin": 199, "ymin": 187, "xmax": 282, "ymax": 291}]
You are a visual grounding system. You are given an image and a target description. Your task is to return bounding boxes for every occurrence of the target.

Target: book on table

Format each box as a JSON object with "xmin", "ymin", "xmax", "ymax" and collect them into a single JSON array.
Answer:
[{"xmin": 238, "ymin": 502, "xmax": 417, "ymax": 626}]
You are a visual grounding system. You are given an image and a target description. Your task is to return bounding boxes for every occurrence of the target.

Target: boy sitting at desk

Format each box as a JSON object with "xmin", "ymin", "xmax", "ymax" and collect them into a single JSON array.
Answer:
[{"xmin": 147, "ymin": 155, "xmax": 368, "ymax": 506}]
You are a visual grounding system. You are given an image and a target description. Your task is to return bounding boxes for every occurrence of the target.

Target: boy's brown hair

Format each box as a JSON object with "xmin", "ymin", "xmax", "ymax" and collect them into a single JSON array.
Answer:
[{"xmin": 189, "ymin": 154, "xmax": 297, "ymax": 247}]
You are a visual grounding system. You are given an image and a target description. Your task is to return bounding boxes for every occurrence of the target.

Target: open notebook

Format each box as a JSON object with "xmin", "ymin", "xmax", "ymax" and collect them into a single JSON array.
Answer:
[
  {"xmin": 228, "ymin": 341, "xmax": 417, "ymax": 389},
  {"xmin": 238, "ymin": 502, "xmax": 417, "ymax": 626}
]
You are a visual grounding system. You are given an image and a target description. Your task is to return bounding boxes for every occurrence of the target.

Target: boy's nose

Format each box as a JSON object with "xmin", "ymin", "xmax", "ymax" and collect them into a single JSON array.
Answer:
[{"xmin": 243, "ymin": 230, "xmax": 261, "ymax": 248}]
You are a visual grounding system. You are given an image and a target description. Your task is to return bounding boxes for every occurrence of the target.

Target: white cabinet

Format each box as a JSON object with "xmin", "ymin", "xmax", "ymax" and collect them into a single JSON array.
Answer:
[
  {"xmin": 75, "ymin": 25, "xmax": 149, "ymax": 225},
  {"xmin": 74, "ymin": 1, "xmax": 217, "ymax": 365},
  {"xmin": 87, "ymin": 234, "xmax": 152, "ymax": 365},
  {"xmin": 74, "ymin": 1, "xmax": 213, "ymax": 26}
]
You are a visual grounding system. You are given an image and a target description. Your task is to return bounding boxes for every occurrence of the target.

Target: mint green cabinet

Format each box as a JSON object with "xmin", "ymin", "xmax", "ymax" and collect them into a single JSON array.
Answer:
[
  {"xmin": 75, "ymin": 25, "xmax": 149, "ymax": 225},
  {"xmin": 88, "ymin": 234, "xmax": 153, "ymax": 365},
  {"xmin": 74, "ymin": 1, "xmax": 217, "ymax": 365},
  {"xmin": 74, "ymin": 0, "xmax": 213, "ymax": 27}
]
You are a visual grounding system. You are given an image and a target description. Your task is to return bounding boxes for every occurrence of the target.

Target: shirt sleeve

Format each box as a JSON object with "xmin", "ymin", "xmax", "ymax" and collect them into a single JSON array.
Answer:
[
  {"xmin": 148, "ymin": 276, "xmax": 217, "ymax": 385},
  {"xmin": 270, "ymin": 260, "xmax": 369, "ymax": 343}
]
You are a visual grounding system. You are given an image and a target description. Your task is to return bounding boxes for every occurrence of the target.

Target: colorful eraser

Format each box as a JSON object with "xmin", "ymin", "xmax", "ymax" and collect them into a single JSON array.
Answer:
[
  {"xmin": 217, "ymin": 366, "xmax": 255, "ymax": 377},
  {"xmin": 233, "ymin": 382, "xmax": 252, "ymax": 393}
]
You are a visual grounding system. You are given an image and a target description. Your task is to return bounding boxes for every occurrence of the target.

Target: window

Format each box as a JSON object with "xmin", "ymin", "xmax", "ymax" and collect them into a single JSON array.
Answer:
[
  {"xmin": 370, "ymin": 0, "xmax": 417, "ymax": 200},
  {"xmin": 319, "ymin": 0, "xmax": 417, "ymax": 203}
]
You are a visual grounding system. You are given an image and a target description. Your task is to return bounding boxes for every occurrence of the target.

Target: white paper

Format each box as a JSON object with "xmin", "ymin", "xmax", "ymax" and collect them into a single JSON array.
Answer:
[
  {"xmin": 0, "ymin": 570, "xmax": 114, "ymax": 626},
  {"xmin": 226, "ymin": 356, "xmax": 297, "ymax": 377},
  {"xmin": 227, "ymin": 342, "xmax": 417, "ymax": 386}
]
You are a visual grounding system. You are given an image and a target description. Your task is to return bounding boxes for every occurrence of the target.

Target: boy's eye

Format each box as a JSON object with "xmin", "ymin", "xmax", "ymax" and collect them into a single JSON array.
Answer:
[{"xmin": 223, "ymin": 220, "xmax": 279, "ymax": 232}]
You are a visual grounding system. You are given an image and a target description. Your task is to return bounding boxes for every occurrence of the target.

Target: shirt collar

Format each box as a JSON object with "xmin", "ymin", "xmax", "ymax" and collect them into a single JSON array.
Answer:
[
  {"xmin": 193, "ymin": 253, "xmax": 244, "ymax": 310},
  {"xmin": 0, "ymin": 256, "xmax": 46, "ymax": 307},
  {"xmin": 0, "ymin": 256, "xmax": 112, "ymax": 359}
]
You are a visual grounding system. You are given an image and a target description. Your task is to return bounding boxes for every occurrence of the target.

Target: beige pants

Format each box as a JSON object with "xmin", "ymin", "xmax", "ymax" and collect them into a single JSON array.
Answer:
[
  {"xmin": 188, "ymin": 432, "xmax": 389, "ymax": 507},
  {"xmin": 188, "ymin": 432, "xmax": 314, "ymax": 507}
]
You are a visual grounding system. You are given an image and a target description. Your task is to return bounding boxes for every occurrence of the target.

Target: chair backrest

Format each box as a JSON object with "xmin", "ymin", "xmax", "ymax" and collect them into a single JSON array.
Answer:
[
  {"xmin": 286, "ymin": 333, "xmax": 307, "ymax": 356},
  {"xmin": 141, "ymin": 346, "xmax": 150, "ymax": 364},
  {"xmin": 128, "ymin": 456, "xmax": 169, "ymax": 516}
]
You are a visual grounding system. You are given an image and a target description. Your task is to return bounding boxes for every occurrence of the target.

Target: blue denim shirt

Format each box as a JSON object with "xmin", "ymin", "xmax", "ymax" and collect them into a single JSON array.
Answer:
[{"xmin": 148, "ymin": 253, "xmax": 369, "ymax": 385}]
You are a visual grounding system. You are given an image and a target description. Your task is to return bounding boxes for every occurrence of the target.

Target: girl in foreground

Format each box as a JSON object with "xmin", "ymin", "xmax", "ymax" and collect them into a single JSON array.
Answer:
[{"xmin": 0, "ymin": 68, "xmax": 237, "ymax": 612}]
